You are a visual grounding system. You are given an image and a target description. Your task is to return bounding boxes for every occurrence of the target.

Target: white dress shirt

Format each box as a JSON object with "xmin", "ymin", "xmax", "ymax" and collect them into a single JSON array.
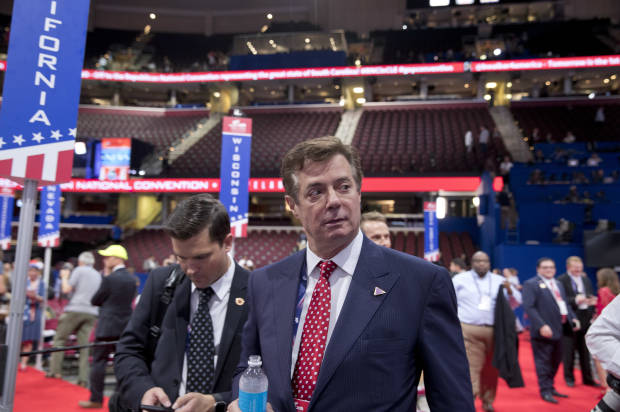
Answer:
[
  {"xmin": 452, "ymin": 270, "xmax": 522, "ymax": 326},
  {"xmin": 179, "ymin": 255, "xmax": 235, "ymax": 396},
  {"xmin": 586, "ymin": 294, "xmax": 620, "ymax": 378},
  {"xmin": 538, "ymin": 275, "xmax": 568, "ymax": 316},
  {"xmin": 290, "ymin": 230, "xmax": 363, "ymax": 377}
]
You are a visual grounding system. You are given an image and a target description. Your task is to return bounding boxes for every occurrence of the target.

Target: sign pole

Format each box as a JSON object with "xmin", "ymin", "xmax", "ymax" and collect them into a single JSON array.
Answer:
[
  {"xmin": 35, "ymin": 246, "xmax": 52, "ymax": 370},
  {"xmin": 0, "ymin": 179, "xmax": 38, "ymax": 411}
]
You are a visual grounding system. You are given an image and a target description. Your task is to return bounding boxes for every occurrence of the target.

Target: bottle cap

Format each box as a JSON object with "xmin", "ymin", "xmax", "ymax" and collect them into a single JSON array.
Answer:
[{"xmin": 248, "ymin": 355, "xmax": 262, "ymax": 367}]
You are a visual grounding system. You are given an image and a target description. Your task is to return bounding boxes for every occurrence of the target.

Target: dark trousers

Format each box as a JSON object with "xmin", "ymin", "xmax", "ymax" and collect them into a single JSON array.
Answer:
[
  {"xmin": 89, "ymin": 338, "xmax": 118, "ymax": 403},
  {"xmin": 562, "ymin": 327, "xmax": 594, "ymax": 383},
  {"xmin": 531, "ymin": 337, "xmax": 562, "ymax": 395}
]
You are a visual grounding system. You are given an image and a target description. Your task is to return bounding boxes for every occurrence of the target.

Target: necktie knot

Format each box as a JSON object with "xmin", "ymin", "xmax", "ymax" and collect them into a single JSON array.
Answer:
[
  {"xmin": 199, "ymin": 287, "xmax": 214, "ymax": 305},
  {"xmin": 319, "ymin": 260, "xmax": 336, "ymax": 281}
]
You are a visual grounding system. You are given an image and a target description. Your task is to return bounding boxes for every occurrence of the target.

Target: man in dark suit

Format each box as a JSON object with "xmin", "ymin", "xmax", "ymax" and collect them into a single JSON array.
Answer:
[
  {"xmin": 79, "ymin": 245, "xmax": 137, "ymax": 409},
  {"xmin": 229, "ymin": 137, "xmax": 474, "ymax": 412},
  {"xmin": 523, "ymin": 257, "xmax": 579, "ymax": 404},
  {"xmin": 114, "ymin": 194, "xmax": 249, "ymax": 412},
  {"xmin": 557, "ymin": 256, "xmax": 598, "ymax": 387}
]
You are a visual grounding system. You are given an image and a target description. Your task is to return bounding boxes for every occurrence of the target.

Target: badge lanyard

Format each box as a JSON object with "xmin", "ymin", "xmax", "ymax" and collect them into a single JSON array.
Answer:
[
  {"xmin": 471, "ymin": 272, "xmax": 492, "ymax": 301},
  {"xmin": 292, "ymin": 260, "xmax": 308, "ymax": 347}
]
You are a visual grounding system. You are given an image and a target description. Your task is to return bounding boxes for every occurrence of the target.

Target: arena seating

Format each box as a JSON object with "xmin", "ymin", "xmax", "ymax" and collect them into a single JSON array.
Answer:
[
  {"xmin": 76, "ymin": 107, "xmax": 209, "ymax": 152},
  {"xmin": 511, "ymin": 98, "xmax": 620, "ymax": 143},
  {"xmin": 390, "ymin": 230, "xmax": 475, "ymax": 263},
  {"xmin": 353, "ymin": 102, "xmax": 507, "ymax": 174},
  {"xmin": 170, "ymin": 107, "xmax": 342, "ymax": 177}
]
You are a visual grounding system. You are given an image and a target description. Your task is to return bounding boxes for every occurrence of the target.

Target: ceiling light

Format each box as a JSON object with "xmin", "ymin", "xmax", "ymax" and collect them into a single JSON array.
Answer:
[
  {"xmin": 507, "ymin": 81, "xmax": 512, "ymax": 88},
  {"xmin": 603, "ymin": 78, "xmax": 610, "ymax": 84},
  {"xmin": 483, "ymin": 94, "xmax": 492, "ymax": 101},
  {"xmin": 472, "ymin": 196, "xmax": 480, "ymax": 207},
  {"xmin": 305, "ymin": 38, "xmax": 311, "ymax": 44},
  {"xmin": 493, "ymin": 48, "xmax": 501, "ymax": 56},
  {"xmin": 611, "ymin": 74, "xmax": 617, "ymax": 80},
  {"xmin": 402, "ymin": 24, "xmax": 408, "ymax": 30},
  {"xmin": 485, "ymin": 82, "xmax": 497, "ymax": 89},
  {"xmin": 353, "ymin": 87, "xmax": 364, "ymax": 93},
  {"xmin": 464, "ymin": 83, "xmax": 470, "ymax": 89},
  {"xmin": 545, "ymin": 81, "xmax": 551, "ymax": 86},
  {"xmin": 356, "ymin": 97, "xmax": 366, "ymax": 104},
  {"xmin": 506, "ymin": 93, "xmax": 512, "ymax": 99},
  {"xmin": 149, "ymin": 13, "xmax": 156, "ymax": 20},
  {"xmin": 213, "ymin": 91, "xmax": 221, "ymax": 98},
  {"xmin": 355, "ymin": 59, "xmax": 361, "ymax": 66},
  {"xmin": 588, "ymin": 92, "xmax": 595, "ymax": 99},
  {"xmin": 480, "ymin": 54, "xmax": 487, "ymax": 60},
  {"xmin": 266, "ymin": 13, "xmax": 273, "ymax": 20}
]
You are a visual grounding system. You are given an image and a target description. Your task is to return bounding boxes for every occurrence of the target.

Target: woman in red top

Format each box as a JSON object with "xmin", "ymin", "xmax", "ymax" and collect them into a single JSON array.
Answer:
[{"xmin": 593, "ymin": 268, "xmax": 620, "ymax": 392}]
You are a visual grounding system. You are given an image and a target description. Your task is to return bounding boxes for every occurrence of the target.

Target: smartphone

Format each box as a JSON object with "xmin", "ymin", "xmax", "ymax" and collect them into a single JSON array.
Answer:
[{"xmin": 140, "ymin": 405, "xmax": 174, "ymax": 412}]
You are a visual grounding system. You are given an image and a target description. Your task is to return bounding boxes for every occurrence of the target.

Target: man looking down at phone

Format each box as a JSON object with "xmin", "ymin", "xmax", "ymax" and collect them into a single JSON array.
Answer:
[{"xmin": 114, "ymin": 194, "xmax": 249, "ymax": 412}]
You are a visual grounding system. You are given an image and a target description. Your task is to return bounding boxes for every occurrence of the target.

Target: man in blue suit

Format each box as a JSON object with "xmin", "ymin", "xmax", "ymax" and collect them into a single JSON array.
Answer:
[
  {"xmin": 523, "ymin": 257, "xmax": 579, "ymax": 404},
  {"xmin": 228, "ymin": 136, "xmax": 474, "ymax": 412}
]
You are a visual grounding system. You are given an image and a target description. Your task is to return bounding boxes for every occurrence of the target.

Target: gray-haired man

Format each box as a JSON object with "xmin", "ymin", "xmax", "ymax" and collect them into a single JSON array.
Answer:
[{"xmin": 48, "ymin": 251, "xmax": 102, "ymax": 386}]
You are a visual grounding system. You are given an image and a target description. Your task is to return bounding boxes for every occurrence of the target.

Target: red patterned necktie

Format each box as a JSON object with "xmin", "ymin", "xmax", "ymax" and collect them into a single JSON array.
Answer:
[
  {"xmin": 292, "ymin": 260, "xmax": 337, "ymax": 403},
  {"xmin": 549, "ymin": 280, "xmax": 567, "ymax": 323}
]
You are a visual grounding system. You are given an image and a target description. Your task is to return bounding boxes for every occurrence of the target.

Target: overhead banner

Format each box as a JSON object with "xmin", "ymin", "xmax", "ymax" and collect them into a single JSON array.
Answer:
[
  {"xmin": 99, "ymin": 138, "xmax": 131, "ymax": 180},
  {"xmin": 424, "ymin": 201, "xmax": 440, "ymax": 262},
  {"xmin": 220, "ymin": 117, "xmax": 252, "ymax": 237},
  {"xmin": 0, "ymin": 0, "xmax": 91, "ymax": 185},
  {"xmin": 0, "ymin": 184, "xmax": 14, "ymax": 250},
  {"xmin": 38, "ymin": 185, "xmax": 61, "ymax": 247}
]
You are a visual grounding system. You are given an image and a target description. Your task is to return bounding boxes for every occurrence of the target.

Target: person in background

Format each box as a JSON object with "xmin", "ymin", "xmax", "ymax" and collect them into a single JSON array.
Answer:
[
  {"xmin": 465, "ymin": 130, "xmax": 473, "ymax": 153},
  {"xmin": 449, "ymin": 258, "xmax": 467, "ymax": 277},
  {"xmin": 557, "ymin": 256, "xmax": 599, "ymax": 388},
  {"xmin": 360, "ymin": 211, "xmax": 391, "ymax": 249},
  {"xmin": 592, "ymin": 268, "xmax": 620, "ymax": 393},
  {"xmin": 162, "ymin": 254, "xmax": 177, "ymax": 266},
  {"xmin": 453, "ymin": 251, "xmax": 521, "ymax": 412},
  {"xmin": 79, "ymin": 245, "xmax": 137, "ymax": 409},
  {"xmin": 523, "ymin": 257, "xmax": 578, "ymax": 404},
  {"xmin": 479, "ymin": 126, "xmax": 490, "ymax": 154},
  {"xmin": 143, "ymin": 255, "xmax": 159, "ymax": 272},
  {"xmin": 48, "ymin": 252, "xmax": 102, "ymax": 387},
  {"xmin": 20, "ymin": 261, "xmax": 46, "ymax": 371}
]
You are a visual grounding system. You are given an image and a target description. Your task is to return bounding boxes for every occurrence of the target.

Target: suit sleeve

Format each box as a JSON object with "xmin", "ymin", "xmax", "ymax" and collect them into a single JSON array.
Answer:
[
  {"xmin": 419, "ymin": 266, "xmax": 475, "ymax": 412},
  {"xmin": 523, "ymin": 281, "xmax": 544, "ymax": 335},
  {"xmin": 114, "ymin": 271, "xmax": 161, "ymax": 410},
  {"xmin": 91, "ymin": 275, "xmax": 110, "ymax": 307}
]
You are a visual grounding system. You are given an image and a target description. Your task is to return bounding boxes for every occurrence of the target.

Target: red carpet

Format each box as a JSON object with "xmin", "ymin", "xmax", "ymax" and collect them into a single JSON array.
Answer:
[
  {"xmin": 484, "ymin": 332, "xmax": 602, "ymax": 412},
  {"xmin": 11, "ymin": 333, "xmax": 602, "ymax": 411},
  {"xmin": 14, "ymin": 367, "xmax": 108, "ymax": 412}
]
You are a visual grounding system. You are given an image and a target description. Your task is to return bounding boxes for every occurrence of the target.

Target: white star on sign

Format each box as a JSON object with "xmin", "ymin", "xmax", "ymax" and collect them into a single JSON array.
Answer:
[
  {"xmin": 32, "ymin": 132, "xmax": 44, "ymax": 143},
  {"xmin": 68, "ymin": 128, "xmax": 77, "ymax": 137},
  {"xmin": 0, "ymin": 137, "xmax": 5, "ymax": 148},
  {"xmin": 50, "ymin": 130, "xmax": 62, "ymax": 140},
  {"xmin": 13, "ymin": 134, "xmax": 25, "ymax": 146}
]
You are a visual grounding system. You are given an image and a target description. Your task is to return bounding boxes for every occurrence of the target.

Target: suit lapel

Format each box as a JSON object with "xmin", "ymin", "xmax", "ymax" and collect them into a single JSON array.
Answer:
[
  {"xmin": 272, "ymin": 251, "xmax": 305, "ymax": 403},
  {"xmin": 214, "ymin": 264, "xmax": 248, "ymax": 384},
  {"xmin": 174, "ymin": 278, "xmax": 191, "ymax": 377},
  {"xmin": 310, "ymin": 238, "xmax": 400, "ymax": 405}
]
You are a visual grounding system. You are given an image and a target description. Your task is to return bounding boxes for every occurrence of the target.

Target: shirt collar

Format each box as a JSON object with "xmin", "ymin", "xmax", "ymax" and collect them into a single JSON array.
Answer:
[
  {"xmin": 305, "ymin": 229, "xmax": 363, "ymax": 277},
  {"xmin": 190, "ymin": 253, "xmax": 235, "ymax": 301},
  {"xmin": 112, "ymin": 264, "xmax": 125, "ymax": 272}
]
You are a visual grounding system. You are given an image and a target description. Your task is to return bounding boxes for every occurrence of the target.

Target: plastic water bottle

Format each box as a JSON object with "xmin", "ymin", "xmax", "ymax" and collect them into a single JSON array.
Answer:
[{"xmin": 239, "ymin": 355, "xmax": 268, "ymax": 412}]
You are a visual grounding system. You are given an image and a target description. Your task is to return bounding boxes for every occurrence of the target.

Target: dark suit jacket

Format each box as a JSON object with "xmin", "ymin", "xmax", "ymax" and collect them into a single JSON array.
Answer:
[
  {"xmin": 557, "ymin": 273, "xmax": 595, "ymax": 327},
  {"xmin": 114, "ymin": 263, "xmax": 249, "ymax": 410},
  {"xmin": 233, "ymin": 236, "xmax": 474, "ymax": 412},
  {"xmin": 91, "ymin": 267, "xmax": 137, "ymax": 339},
  {"xmin": 492, "ymin": 286, "xmax": 524, "ymax": 387},
  {"xmin": 523, "ymin": 276, "xmax": 576, "ymax": 340}
]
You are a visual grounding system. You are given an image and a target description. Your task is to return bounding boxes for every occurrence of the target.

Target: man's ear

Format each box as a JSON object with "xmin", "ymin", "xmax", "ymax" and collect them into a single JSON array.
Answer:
[
  {"xmin": 285, "ymin": 195, "xmax": 298, "ymax": 219},
  {"xmin": 223, "ymin": 232, "xmax": 233, "ymax": 252}
]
